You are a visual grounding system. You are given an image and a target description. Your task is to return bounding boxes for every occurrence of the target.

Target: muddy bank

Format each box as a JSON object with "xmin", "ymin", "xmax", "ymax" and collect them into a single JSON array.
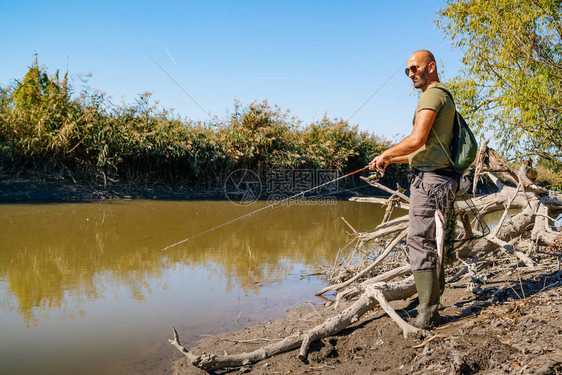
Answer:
[
  {"xmin": 0, "ymin": 173, "xmax": 502, "ymax": 203},
  {"xmin": 0, "ymin": 177, "xmax": 227, "ymax": 202},
  {"xmin": 0, "ymin": 177, "xmax": 376, "ymax": 203},
  {"xmin": 170, "ymin": 262, "xmax": 561, "ymax": 375}
]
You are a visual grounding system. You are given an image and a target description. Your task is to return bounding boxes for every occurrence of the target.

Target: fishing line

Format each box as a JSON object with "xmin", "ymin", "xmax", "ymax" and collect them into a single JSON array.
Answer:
[
  {"xmin": 154, "ymin": 177, "xmax": 371, "ymax": 314},
  {"xmin": 149, "ymin": 54, "xmax": 403, "ymax": 249},
  {"xmin": 153, "ymin": 220, "xmax": 250, "ymax": 315},
  {"xmin": 149, "ymin": 55, "xmax": 215, "ymax": 122},
  {"xmin": 150, "ymin": 52, "xmax": 405, "ymax": 127},
  {"xmin": 160, "ymin": 166, "xmax": 369, "ymax": 252},
  {"xmin": 145, "ymin": 55, "xmax": 410, "ymax": 312},
  {"xmin": 154, "ymin": 177, "xmax": 370, "ymax": 314},
  {"xmin": 346, "ymin": 62, "xmax": 406, "ymax": 123}
]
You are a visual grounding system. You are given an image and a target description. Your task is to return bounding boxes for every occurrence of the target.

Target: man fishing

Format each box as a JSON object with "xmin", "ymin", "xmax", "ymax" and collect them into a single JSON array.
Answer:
[{"xmin": 369, "ymin": 50, "xmax": 458, "ymax": 329}]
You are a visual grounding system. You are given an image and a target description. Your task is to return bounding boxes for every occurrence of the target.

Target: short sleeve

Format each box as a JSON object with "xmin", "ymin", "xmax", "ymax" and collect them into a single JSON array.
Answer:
[{"xmin": 417, "ymin": 88, "xmax": 448, "ymax": 113}]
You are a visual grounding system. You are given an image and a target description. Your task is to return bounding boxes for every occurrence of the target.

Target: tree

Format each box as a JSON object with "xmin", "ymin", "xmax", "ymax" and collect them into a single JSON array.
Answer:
[{"xmin": 437, "ymin": 0, "xmax": 562, "ymax": 169}]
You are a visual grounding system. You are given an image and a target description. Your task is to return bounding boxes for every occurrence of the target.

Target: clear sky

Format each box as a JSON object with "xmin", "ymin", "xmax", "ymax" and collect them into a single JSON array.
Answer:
[{"xmin": 0, "ymin": 0, "xmax": 462, "ymax": 140}]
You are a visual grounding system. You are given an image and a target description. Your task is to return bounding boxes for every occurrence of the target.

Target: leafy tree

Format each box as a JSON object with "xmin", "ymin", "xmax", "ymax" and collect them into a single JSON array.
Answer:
[{"xmin": 437, "ymin": 0, "xmax": 562, "ymax": 169}]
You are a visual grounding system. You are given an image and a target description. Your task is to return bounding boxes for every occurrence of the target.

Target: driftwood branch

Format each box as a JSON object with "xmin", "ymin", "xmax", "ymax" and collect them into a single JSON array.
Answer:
[
  {"xmin": 349, "ymin": 196, "xmax": 410, "ymax": 210},
  {"xmin": 334, "ymin": 265, "xmax": 412, "ymax": 309},
  {"xmin": 472, "ymin": 138, "xmax": 489, "ymax": 194},
  {"xmin": 169, "ymin": 327, "xmax": 198, "ymax": 363},
  {"xmin": 359, "ymin": 176, "xmax": 410, "ymax": 202},
  {"xmin": 316, "ymin": 229, "xmax": 407, "ymax": 296},
  {"xmin": 173, "ymin": 278, "xmax": 417, "ymax": 369},
  {"xmin": 357, "ymin": 215, "xmax": 409, "ymax": 245},
  {"xmin": 532, "ymin": 197, "xmax": 562, "ymax": 245},
  {"xmin": 371, "ymin": 287, "xmax": 421, "ymax": 338},
  {"xmin": 485, "ymin": 234, "xmax": 536, "ymax": 267}
]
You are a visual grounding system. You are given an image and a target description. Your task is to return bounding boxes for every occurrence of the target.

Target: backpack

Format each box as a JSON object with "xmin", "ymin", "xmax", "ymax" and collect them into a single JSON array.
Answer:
[{"xmin": 431, "ymin": 86, "xmax": 478, "ymax": 175}]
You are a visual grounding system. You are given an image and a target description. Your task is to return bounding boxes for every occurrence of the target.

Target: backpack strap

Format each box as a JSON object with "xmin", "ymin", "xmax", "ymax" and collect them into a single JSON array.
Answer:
[
  {"xmin": 428, "ymin": 86, "xmax": 456, "ymax": 167},
  {"xmin": 432, "ymin": 127, "xmax": 455, "ymax": 166},
  {"xmin": 432, "ymin": 86, "xmax": 455, "ymax": 104}
]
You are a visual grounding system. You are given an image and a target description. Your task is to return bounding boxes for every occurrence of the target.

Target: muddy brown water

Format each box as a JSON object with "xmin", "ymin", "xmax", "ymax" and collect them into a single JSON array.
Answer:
[{"xmin": 0, "ymin": 200, "xmax": 394, "ymax": 374}]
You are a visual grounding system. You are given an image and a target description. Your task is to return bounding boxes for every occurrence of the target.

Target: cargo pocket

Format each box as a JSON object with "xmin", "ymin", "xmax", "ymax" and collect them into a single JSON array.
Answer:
[
  {"xmin": 408, "ymin": 207, "xmax": 438, "ymax": 270},
  {"xmin": 410, "ymin": 208, "xmax": 436, "ymax": 242}
]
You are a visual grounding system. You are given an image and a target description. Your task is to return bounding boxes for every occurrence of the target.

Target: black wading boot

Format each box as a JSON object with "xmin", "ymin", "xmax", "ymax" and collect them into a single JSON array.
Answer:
[{"xmin": 412, "ymin": 269, "xmax": 441, "ymax": 329}]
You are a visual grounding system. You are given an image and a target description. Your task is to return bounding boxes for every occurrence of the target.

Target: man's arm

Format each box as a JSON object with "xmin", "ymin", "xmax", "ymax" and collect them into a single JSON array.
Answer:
[
  {"xmin": 369, "ymin": 109, "xmax": 437, "ymax": 171},
  {"xmin": 386, "ymin": 155, "xmax": 410, "ymax": 164}
]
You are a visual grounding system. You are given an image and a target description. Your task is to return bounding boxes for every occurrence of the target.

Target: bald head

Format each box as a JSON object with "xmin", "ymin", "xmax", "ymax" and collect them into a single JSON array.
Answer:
[
  {"xmin": 410, "ymin": 50, "xmax": 436, "ymax": 65},
  {"xmin": 406, "ymin": 50, "xmax": 439, "ymax": 91}
]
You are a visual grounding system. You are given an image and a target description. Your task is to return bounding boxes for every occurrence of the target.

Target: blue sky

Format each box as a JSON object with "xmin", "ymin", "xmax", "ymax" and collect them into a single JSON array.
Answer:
[{"xmin": 0, "ymin": 0, "xmax": 462, "ymax": 140}]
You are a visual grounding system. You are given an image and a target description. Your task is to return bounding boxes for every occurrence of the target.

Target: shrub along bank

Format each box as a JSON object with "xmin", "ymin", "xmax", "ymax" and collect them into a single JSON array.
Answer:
[{"xmin": 0, "ymin": 60, "xmax": 408, "ymax": 195}]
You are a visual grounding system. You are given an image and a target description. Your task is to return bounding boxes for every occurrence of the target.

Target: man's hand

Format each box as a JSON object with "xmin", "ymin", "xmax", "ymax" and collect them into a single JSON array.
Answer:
[
  {"xmin": 369, "ymin": 154, "xmax": 390, "ymax": 171},
  {"xmin": 368, "ymin": 108, "xmax": 436, "ymax": 172}
]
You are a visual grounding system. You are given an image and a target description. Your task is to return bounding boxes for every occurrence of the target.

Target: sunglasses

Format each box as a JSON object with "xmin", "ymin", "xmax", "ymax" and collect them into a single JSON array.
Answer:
[{"xmin": 405, "ymin": 65, "xmax": 420, "ymax": 76}]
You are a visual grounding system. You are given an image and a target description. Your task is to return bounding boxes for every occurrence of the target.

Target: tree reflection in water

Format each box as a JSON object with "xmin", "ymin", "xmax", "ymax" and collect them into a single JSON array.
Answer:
[{"xmin": 0, "ymin": 200, "xmax": 387, "ymax": 327}]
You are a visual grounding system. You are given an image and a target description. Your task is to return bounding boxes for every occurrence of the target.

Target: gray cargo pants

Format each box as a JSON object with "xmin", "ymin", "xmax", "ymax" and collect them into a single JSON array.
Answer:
[{"xmin": 407, "ymin": 171, "xmax": 458, "ymax": 271}]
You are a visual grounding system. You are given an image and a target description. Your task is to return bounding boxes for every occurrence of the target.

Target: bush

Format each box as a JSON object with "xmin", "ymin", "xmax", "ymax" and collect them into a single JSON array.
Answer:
[{"xmin": 0, "ymin": 59, "xmax": 397, "ymax": 189}]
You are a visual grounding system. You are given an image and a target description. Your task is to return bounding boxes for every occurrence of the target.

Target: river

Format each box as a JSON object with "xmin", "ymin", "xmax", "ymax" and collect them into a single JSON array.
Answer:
[{"xmin": 0, "ymin": 200, "xmax": 392, "ymax": 374}]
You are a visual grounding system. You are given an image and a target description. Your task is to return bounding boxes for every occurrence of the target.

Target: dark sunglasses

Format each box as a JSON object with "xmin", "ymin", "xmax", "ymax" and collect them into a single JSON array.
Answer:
[{"xmin": 405, "ymin": 65, "xmax": 420, "ymax": 76}]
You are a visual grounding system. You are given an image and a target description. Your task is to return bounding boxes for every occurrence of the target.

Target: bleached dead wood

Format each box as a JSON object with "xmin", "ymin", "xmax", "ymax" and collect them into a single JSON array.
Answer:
[
  {"xmin": 316, "ymin": 230, "xmax": 407, "ymax": 296},
  {"xmin": 349, "ymin": 196, "xmax": 410, "ymax": 210},
  {"xmin": 360, "ymin": 176, "xmax": 410, "ymax": 202},
  {"xmin": 352, "ymin": 188, "xmax": 532, "ymax": 218},
  {"xmin": 371, "ymin": 287, "xmax": 421, "ymax": 338},
  {"xmin": 356, "ymin": 188, "xmax": 534, "ymax": 248},
  {"xmin": 169, "ymin": 145, "xmax": 562, "ymax": 371},
  {"xmin": 358, "ymin": 219, "xmax": 408, "ymax": 243},
  {"xmin": 172, "ymin": 278, "xmax": 417, "ymax": 370},
  {"xmin": 455, "ymin": 187, "xmax": 534, "ymax": 215},
  {"xmin": 456, "ymin": 203, "xmax": 538, "ymax": 260},
  {"xmin": 485, "ymin": 235, "xmax": 536, "ymax": 267},
  {"xmin": 373, "ymin": 215, "xmax": 409, "ymax": 230},
  {"xmin": 334, "ymin": 265, "xmax": 412, "ymax": 308},
  {"xmin": 472, "ymin": 139, "xmax": 489, "ymax": 194},
  {"xmin": 382, "ymin": 195, "xmax": 401, "ymax": 223},
  {"xmin": 299, "ymin": 278, "xmax": 417, "ymax": 361},
  {"xmin": 480, "ymin": 145, "xmax": 519, "ymax": 185},
  {"xmin": 532, "ymin": 197, "xmax": 562, "ymax": 245}
]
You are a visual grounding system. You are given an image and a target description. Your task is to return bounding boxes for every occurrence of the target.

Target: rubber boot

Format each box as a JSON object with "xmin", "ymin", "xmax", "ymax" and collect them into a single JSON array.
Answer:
[{"xmin": 413, "ymin": 269, "xmax": 441, "ymax": 329}]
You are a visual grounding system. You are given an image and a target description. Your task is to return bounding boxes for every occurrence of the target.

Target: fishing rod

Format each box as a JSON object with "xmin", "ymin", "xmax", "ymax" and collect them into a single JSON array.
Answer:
[{"xmin": 160, "ymin": 166, "xmax": 371, "ymax": 252}]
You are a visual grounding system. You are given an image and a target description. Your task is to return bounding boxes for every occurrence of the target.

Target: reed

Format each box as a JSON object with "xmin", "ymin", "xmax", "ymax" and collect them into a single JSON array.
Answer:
[{"xmin": 0, "ymin": 59, "xmax": 398, "ymax": 188}]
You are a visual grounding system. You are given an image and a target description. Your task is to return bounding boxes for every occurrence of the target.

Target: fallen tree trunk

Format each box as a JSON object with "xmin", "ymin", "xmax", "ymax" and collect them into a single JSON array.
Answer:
[
  {"xmin": 532, "ymin": 197, "xmax": 562, "ymax": 245},
  {"xmin": 357, "ymin": 187, "xmax": 536, "ymax": 247},
  {"xmin": 456, "ymin": 202, "xmax": 538, "ymax": 260}
]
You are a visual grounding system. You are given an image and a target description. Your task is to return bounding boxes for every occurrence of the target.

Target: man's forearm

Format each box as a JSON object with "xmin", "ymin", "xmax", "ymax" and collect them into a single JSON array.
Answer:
[
  {"xmin": 389, "ymin": 155, "xmax": 409, "ymax": 164},
  {"xmin": 380, "ymin": 134, "xmax": 422, "ymax": 160},
  {"xmin": 370, "ymin": 109, "xmax": 436, "ymax": 171}
]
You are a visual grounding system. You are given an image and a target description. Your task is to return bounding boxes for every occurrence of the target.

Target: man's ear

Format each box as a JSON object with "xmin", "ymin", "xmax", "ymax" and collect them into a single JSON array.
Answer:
[{"xmin": 428, "ymin": 61, "xmax": 436, "ymax": 74}]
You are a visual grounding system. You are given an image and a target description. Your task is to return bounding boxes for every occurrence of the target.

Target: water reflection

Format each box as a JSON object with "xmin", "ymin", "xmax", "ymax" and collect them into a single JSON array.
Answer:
[
  {"xmin": 2, "ymin": 199, "xmax": 513, "ymax": 375},
  {"xmin": 0, "ymin": 200, "xmax": 384, "ymax": 327}
]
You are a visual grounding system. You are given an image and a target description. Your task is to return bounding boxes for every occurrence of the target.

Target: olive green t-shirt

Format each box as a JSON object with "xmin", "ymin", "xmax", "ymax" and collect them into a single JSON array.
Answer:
[{"xmin": 408, "ymin": 83, "xmax": 455, "ymax": 171}]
